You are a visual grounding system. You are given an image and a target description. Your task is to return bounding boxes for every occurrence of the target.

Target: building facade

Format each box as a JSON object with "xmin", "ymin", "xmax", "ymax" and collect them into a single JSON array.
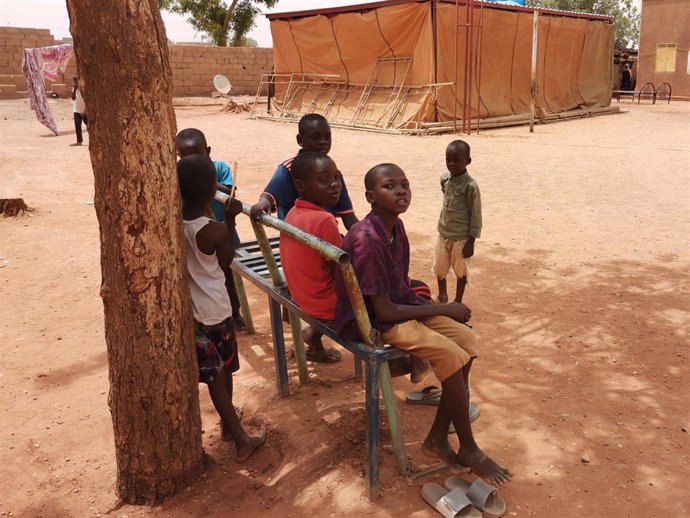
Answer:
[{"xmin": 637, "ymin": 0, "xmax": 690, "ymax": 98}]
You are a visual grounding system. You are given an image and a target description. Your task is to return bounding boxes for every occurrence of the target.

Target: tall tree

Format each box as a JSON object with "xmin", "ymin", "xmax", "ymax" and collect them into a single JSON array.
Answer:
[
  {"xmin": 159, "ymin": 0, "xmax": 277, "ymax": 46},
  {"xmin": 65, "ymin": 0, "xmax": 204, "ymax": 504},
  {"xmin": 527, "ymin": 0, "xmax": 640, "ymax": 48}
]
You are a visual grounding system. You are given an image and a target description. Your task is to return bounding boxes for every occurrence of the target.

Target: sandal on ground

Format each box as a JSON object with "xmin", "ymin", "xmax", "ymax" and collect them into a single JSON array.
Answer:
[
  {"xmin": 406, "ymin": 385, "xmax": 442, "ymax": 406},
  {"xmin": 305, "ymin": 347, "xmax": 341, "ymax": 363},
  {"xmin": 422, "ymin": 482, "xmax": 482, "ymax": 518},
  {"xmin": 444, "ymin": 477, "xmax": 507, "ymax": 518}
]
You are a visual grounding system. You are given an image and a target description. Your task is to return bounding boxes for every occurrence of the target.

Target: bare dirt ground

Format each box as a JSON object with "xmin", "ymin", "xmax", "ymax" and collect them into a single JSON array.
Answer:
[{"xmin": 1, "ymin": 97, "xmax": 688, "ymax": 518}]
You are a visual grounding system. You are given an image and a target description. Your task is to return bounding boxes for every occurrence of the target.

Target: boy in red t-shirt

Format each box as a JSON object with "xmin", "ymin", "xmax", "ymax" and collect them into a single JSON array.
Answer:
[{"xmin": 279, "ymin": 151, "xmax": 343, "ymax": 362}]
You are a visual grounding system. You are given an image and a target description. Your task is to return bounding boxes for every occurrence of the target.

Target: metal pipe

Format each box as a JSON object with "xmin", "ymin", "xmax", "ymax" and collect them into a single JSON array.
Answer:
[{"xmin": 240, "ymin": 202, "xmax": 348, "ymax": 265}]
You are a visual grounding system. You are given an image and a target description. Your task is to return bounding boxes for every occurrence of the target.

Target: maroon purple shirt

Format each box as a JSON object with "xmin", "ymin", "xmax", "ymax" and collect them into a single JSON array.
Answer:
[{"xmin": 335, "ymin": 211, "xmax": 423, "ymax": 340}]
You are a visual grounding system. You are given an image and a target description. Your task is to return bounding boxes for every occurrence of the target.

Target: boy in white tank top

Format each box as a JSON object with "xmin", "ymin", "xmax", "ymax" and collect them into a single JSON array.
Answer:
[{"xmin": 178, "ymin": 154, "xmax": 265, "ymax": 462}]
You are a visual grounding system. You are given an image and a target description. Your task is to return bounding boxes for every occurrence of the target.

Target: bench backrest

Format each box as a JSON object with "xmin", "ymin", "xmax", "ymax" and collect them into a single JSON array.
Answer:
[{"xmin": 240, "ymin": 202, "xmax": 379, "ymax": 347}]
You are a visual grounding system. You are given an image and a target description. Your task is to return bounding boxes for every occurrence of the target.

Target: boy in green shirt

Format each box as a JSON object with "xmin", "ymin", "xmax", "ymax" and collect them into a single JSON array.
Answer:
[{"xmin": 433, "ymin": 140, "xmax": 482, "ymax": 304}]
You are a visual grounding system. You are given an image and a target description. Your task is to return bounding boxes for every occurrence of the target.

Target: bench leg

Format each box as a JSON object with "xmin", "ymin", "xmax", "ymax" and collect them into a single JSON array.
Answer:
[
  {"xmin": 379, "ymin": 361, "xmax": 408, "ymax": 475},
  {"xmin": 287, "ymin": 311, "xmax": 309, "ymax": 384},
  {"xmin": 268, "ymin": 296, "xmax": 290, "ymax": 397},
  {"xmin": 355, "ymin": 358, "xmax": 363, "ymax": 382},
  {"xmin": 365, "ymin": 360, "xmax": 381, "ymax": 501},
  {"xmin": 232, "ymin": 271, "xmax": 255, "ymax": 334}
]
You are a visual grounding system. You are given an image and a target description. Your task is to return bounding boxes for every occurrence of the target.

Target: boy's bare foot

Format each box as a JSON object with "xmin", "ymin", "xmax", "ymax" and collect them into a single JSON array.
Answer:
[
  {"xmin": 410, "ymin": 357, "xmax": 432, "ymax": 384},
  {"xmin": 236, "ymin": 429, "xmax": 266, "ymax": 463},
  {"xmin": 422, "ymin": 437, "xmax": 471, "ymax": 475},
  {"xmin": 457, "ymin": 446, "xmax": 513, "ymax": 485},
  {"xmin": 303, "ymin": 326, "xmax": 341, "ymax": 363}
]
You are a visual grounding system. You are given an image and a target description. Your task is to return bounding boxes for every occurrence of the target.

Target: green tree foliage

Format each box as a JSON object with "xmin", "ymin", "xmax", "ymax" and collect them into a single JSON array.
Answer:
[
  {"xmin": 158, "ymin": 0, "xmax": 277, "ymax": 46},
  {"xmin": 526, "ymin": 0, "xmax": 640, "ymax": 48}
]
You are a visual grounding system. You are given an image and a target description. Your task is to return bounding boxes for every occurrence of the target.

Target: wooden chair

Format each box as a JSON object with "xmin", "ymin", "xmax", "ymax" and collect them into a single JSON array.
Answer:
[{"xmin": 655, "ymin": 82, "xmax": 672, "ymax": 104}]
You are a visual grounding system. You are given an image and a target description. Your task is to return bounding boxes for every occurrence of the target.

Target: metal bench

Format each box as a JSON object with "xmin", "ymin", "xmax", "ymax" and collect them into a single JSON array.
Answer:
[{"xmin": 231, "ymin": 204, "xmax": 409, "ymax": 500}]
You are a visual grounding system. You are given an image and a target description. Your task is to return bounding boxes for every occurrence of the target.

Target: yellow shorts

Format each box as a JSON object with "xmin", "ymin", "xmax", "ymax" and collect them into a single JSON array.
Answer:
[
  {"xmin": 382, "ymin": 316, "xmax": 479, "ymax": 382},
  {"xmin": 432, "ymin": 236, "xmax": 471, "ymax": 280}
]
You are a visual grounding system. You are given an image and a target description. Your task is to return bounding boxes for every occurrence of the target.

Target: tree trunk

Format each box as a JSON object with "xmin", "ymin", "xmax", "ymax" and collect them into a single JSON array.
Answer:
[
  {"xmin": 65, "ymin": 0, "xmax": 204, "ymax": 504},
  {"xmin": 218, "ymin": 0, "xmax": 241, "ymax": 46}
]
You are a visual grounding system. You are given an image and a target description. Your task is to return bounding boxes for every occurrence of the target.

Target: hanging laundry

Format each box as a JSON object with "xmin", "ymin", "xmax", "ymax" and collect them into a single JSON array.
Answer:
[
  {"xmin": 21, "ymin": 43, "xmax": 74, "ymax": 136},
  {"xmin": 40, "ymin": 44, "xmax": 74, "ymax": 82}
]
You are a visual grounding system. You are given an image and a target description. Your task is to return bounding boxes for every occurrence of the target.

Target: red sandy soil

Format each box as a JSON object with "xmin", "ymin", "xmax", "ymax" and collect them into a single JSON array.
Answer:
[{"xmin": 1, "ymin": 97, "xmax": 688, "ymax": 518}]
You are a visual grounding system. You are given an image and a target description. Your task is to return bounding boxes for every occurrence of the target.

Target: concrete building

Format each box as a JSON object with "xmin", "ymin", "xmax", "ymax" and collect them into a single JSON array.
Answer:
[{"xmin": 637, "ymin": 0, "xmax": 690, "ymax": 98}]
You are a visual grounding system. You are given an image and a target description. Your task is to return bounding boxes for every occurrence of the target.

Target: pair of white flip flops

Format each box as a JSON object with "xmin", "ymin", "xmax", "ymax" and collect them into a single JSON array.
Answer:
[{"xmin": 422, "ymin": 476, "xmax": 506, "ymax": 518}]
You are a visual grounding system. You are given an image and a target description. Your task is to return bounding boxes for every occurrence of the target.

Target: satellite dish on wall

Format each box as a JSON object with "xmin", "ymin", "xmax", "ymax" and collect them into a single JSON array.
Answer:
[{"xmin": 213, "ymin": 74, "xmax": 233, "ymax": 95}]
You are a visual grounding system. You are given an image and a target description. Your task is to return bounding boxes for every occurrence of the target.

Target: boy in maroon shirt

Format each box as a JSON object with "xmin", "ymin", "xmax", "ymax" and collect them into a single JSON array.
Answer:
[{"xmin": 335, "ymin": 163, "xmax": 512, "ymax": 485}]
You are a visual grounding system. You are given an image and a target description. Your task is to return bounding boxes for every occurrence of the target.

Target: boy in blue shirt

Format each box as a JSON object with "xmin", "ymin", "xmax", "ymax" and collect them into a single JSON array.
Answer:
[
  {"xmin": 249, "ymin": 114, "xmax": 358, "ymax": 230},
  {"xmin": 176, "ymin": 128, "xmax": 245, "ymax": 330}
]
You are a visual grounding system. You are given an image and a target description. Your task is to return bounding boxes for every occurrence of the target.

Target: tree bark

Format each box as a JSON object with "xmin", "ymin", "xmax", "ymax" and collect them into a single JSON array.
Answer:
[{"xmin": 65, "ymin": 0, "xmax": 203, "ymax": 504}]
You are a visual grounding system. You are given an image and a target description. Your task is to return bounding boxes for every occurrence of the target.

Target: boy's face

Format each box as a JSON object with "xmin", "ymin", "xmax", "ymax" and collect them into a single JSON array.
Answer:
[
  {"xmin": 295, "ymin": 157, "xmax": 342, "ymax": 208},
  {"xmin": 177, "ymin": 143, "xmax": 210, "ymax": 158},
  {"xmin": 366, "ymin": 166, "xmax": 411, "ymax": 216},
  {"xmin": 297, "ymin": 121, "xmax": 332, "ymax": 154},
  {"xmin": 446, "ymin": 146, "xmax": 471, "ymax": 177}
]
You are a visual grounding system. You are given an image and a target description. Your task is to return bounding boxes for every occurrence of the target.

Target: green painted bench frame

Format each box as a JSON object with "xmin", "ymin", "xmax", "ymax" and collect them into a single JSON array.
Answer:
[{"xmin": 230, "ymin": 203, "xmax": 409, "ymax": 500}]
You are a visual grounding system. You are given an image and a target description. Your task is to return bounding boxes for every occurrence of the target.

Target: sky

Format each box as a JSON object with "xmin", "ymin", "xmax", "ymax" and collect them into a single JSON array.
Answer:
[
  {"xmin": 1, "ymin": 0, "xmax": 642, "ymax": 47},
  {"xmin": 0, "ymin": 0, "xmax": 380, "ymax": 47}
]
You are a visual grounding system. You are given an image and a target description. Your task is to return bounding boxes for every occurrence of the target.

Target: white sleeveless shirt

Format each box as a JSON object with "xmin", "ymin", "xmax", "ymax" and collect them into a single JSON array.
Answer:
[{"xmin": 183, "ymin": 217, "xmax": 232, "ymax": 325}]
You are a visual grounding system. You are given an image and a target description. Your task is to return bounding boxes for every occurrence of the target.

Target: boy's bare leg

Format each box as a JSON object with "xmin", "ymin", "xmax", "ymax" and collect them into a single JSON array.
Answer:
[
  {"xmin": 437, "ymin": 278, "xmax": 449, "ymax": 303},
  {"xmin": 454, "ymin": 276, "xmax": 467, "ymax": 304},
  {"xmin": 422, "ymin": 363, "xmax": 512, "ymax": 485},
  {"xmin": 410, "ymin": 356, "xmax": 432, "ymax": 384},
  {"xmin": 210, "ymin": 368, "xmax": 265, "ymax": 462},
  {"xmin": 302, "ymin": 325, "xmax": 324, "ymax": 351},
  {"xmin": 388, "ymin": 356, "xmax": 411, "ymax": 377}
]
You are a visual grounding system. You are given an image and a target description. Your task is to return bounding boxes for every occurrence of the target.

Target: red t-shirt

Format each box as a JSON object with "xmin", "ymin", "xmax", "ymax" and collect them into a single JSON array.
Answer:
[{"xmin": 280, "ymin": 199, "xmax": 342, "ymax": 320}]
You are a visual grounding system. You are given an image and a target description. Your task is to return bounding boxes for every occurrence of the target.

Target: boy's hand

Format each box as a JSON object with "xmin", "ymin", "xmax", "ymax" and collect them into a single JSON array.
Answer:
[
  {"xmin": 444, "ymin": 302, "xmax": 471, "ymax": 323},
  {"xmin": 249, "ymin": 197, "xmax": 271, "ymax": 221},
  {"xmin": 224, "ymin": 197, "xmax": 243, "ymax": 220},
  {"xmin": 462, "ymin": 238, "xmax": 475, "ymax": 258}
]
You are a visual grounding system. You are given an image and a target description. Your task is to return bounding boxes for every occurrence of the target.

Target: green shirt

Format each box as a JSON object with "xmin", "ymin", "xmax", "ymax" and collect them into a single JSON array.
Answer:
[{"xmin": 437, "ymin": 170, "xmax": 482, "ymax": 240}]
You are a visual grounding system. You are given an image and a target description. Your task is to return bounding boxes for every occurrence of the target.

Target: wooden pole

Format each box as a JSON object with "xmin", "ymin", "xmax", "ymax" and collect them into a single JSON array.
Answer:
[{"xmin": 530, "ymin": 9, "xmax": 539, "ymax": 133}]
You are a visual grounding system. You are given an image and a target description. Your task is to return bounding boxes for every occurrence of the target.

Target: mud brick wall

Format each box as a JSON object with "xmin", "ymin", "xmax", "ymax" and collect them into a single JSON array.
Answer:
[
  {"xmin": 169, "ymin": 46, "xmax": 273, "ymax": 96},
  {"xmin": 0, "ymin": 27, "xmax": 273, "ymax": 97},
  {"xmin": 0, "ymin": 27, "xmax": 76, "ymax": 95}
]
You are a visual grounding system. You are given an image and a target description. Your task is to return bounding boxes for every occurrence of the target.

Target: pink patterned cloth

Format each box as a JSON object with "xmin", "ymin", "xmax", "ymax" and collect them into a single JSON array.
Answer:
[
  {"xmin": 21, "ymin": 44, "xmax": 73, "ymax": 136},
  {"xmin": 40, "ymin": 44, "xmax": 74, "ymax": 82}
]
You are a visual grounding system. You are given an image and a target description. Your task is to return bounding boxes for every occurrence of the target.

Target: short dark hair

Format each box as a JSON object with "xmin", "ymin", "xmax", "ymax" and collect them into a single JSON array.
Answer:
[
  {"xmin": 364, "ymin": 163, "xmax": 400, "ymax": 190},
  {"xmin": 176, "ymin": 128, "xmax": 207, "ymax": 152},
  {"xmin": 447, "ymin": 139, "xmax": 470, "ymax": 156},
  {"xmin": 298, "ymin": 113, "xmax": 329, "ymax": 135},
  {"xmin": 177, "ymin": 154, "xmax": 216, "ymax": 204},
  {"xmin": 292, "ymin": 151, "xmax": 332, "ymax": 182}
]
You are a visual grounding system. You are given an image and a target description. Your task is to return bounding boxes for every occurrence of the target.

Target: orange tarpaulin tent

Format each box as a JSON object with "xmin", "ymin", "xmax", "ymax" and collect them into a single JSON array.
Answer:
[{"xmin": 266, "ymin": 0, "xmax": 614, "ymax": 129}]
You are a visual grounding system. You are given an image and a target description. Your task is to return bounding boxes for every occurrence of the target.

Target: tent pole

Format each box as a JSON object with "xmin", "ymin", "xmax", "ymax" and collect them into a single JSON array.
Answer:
[
  {"xmin": 453, "ymin": 0, "xmax": 459, "ymax": 133},
  {"xmin": 432, "ymin": 0, "xmax": 439, "ymax": 123},
  {"xmin": 530, "ymin": 9, "xmax": 538, "ymax": 133},
  {"xmin": 463, "ymin": 0, "xmax": 473, "ymax": 134}
]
